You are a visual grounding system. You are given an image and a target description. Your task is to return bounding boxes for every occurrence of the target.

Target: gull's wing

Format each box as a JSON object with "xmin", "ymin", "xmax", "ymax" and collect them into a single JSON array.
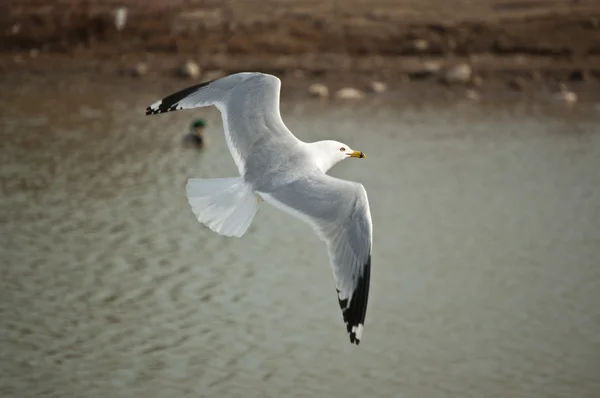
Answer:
[
  {"xmin": 260, "ymin": 173, "xmax": 373, "ymax": 345},
  {"xmin": 145, "ymin": 72, "xmax": 298, "ymax": 174}
]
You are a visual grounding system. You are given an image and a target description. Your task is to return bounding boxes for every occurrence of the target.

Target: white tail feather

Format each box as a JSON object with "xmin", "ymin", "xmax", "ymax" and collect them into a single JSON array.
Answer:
[{"xmin": 186, "ymin": 177, "xmax": 260, "ymax": 237}]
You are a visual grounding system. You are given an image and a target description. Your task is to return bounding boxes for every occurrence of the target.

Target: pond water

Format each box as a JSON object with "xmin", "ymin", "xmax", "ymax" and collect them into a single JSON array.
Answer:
[{"xmin": 1, "ymin": 79, "xmax": 599, "ymax": 398}]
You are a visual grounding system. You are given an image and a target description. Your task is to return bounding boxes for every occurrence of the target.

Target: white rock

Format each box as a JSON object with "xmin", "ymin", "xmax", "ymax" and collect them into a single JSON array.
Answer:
[
  {"xmin": 413, "ymin": 39, "xmax": 429, "ymax": 52},
  {"xmin": 180, "ymin": 60, "xmax": 201, "ymax": 79},
  {"xmin": 422, "ymin": 60, "xmax": 442, "ymax": 74},
  {"xmin": 369, "ymin": 81, "xmax": 387, "ymax": 93},
  {"xmin": 553, "ymin": 85, "xmax": 577, "ymax": 104},
  {"xmin": 114, "ymin": 7, "xmax": 128, "ymax": 31},
  {"xmin": 308, "ymin": 83, "xmax": 329, "ymax": 98},
  {"xmin": 465, "ymin": 89, "xmax": 480, "ymax": 101},
  {"xmin": 443, "ymin": 63, "xmax": 472, "ymax": 84},
  {"xmin": 131, "ymin": 62, "xmax": 148, "ymax": 77},
  {"xmin": 335, "ymin": 87, "xmax": 365, "ymax": 100}
]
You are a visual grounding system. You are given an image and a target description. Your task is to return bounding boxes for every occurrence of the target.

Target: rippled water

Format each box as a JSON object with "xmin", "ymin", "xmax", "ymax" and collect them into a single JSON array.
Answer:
[{"xmin": 1, "ymin": 79, "xmax": 600, "ymax": 398}]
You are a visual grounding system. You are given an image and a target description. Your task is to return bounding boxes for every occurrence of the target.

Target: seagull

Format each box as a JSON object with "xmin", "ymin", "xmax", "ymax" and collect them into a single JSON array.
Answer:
[{"xmin": 145, "ymin": 72, "xmax": 373, "ymax": 345}]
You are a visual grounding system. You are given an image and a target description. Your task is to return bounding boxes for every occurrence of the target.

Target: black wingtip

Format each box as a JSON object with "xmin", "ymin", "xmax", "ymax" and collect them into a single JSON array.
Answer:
[
  {"xmin": 144, "ymin": 80, "xmax": 212, "ymax": 116},
  {"xmin": 338, "ymin": 255, "xmax": 371, "ymax": 345}
]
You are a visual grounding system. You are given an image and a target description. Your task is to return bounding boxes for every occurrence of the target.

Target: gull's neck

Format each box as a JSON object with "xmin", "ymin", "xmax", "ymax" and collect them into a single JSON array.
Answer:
[{"xmin": 304, "ymin": 141, "xmax": 339, "ymax": 174}]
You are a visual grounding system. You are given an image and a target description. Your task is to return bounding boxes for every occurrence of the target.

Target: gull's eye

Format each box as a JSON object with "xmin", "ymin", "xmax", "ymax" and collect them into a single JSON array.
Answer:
[{"xmin": 339, "ymin": 147, "xmax": 346, "ymax": 152}]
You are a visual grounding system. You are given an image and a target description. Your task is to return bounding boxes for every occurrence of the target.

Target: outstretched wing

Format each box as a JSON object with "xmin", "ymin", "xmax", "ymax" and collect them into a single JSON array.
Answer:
[
  {"xmin": 145, "ymin": 72, "xmax": 298, "ymax": 174},
  {"xmin": 260, "ymin": 173, "xmax": 373, "ymax": 345}
]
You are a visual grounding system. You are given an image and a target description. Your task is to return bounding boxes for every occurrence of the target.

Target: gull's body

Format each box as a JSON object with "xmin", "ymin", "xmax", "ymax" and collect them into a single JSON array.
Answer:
[{"xmin": 146, "ymin": 72, "xmax": 373, "ymax": 345}]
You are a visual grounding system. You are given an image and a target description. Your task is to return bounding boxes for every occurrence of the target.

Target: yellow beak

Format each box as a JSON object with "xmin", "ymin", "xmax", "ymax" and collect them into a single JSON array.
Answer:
[{"xmin": 349, "ymin": 150, "xmax": 366, "ymax": 158}]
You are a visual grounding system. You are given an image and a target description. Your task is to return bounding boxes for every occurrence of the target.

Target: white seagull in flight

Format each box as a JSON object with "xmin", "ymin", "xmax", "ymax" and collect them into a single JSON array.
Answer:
[{"xmin": 146, "ymin": 72, "xmax": 373, "ymax": 345}]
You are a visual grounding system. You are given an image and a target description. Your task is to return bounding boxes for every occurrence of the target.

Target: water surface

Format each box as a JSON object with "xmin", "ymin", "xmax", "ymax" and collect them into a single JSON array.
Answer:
[{"xmin": 1, "ymin": 81, "xmax": 599, "ymax": 398}]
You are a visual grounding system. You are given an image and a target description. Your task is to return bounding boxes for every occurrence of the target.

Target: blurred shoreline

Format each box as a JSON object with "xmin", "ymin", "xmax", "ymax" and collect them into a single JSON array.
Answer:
[{"xmin": 1, "ymin": 0, "xmax": 600, "ymax": 101}]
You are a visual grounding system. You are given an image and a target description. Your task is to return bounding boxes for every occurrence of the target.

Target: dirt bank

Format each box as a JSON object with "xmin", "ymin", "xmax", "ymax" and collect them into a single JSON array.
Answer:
[
  {"xmin": 2, "ymin": 0, "xmax": 600, "ymax": 57},
  {"xmin": 1, "ymin": 0, "xmax": 600, "ymax": 101}
]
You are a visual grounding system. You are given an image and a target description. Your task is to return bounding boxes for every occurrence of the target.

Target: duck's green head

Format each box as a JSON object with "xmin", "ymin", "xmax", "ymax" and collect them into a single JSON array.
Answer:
[{"xmin": 191, "ymin": 119, "xmax": 206, "ymax": 129}]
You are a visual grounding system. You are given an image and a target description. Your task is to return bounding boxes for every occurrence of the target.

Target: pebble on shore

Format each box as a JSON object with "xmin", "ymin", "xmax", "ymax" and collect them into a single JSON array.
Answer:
[
  {"xmin": 442, "ymin": 63, "xmax": 472, "ymax": 85},
  {"xmin": 308, "ymin": 83, "xmax": 329, "ymax": 98},
  {"xmin": 465, "ymin": 89, "xmax": 480, "ymax": 101},
  {"xmin": 553, "ymin": 84, "xmax": 577, "ymax": 104},
  {"xmin": 412, "ymin": 39, "xmax": 429, "ymax": 52},
  {"xmin": 369, "ymin": 81, "xmax": 387, "ymax": 93},
  {"xmin": 421, "ymin": 60, "xmax": 442, "ymax": 77},
  {"xmin": 179, "ymin": 60, "xmax": 201, "ymax": 80},
  {"xmin": 131, "ymin": 62, "xmax": 148, "ymax": 77},
  {"xmin": 114, "ymin": 7, "xmax": 128, "ymax": 31},
  {"xmin": 335, "ymin": 87, "xmax": 365, "ymax": 100}
]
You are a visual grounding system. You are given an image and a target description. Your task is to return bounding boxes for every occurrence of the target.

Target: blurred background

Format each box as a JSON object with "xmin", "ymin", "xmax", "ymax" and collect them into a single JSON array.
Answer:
[{"xmin": 1, "ymin": 1, "xmax": 600, "ymax": 397}]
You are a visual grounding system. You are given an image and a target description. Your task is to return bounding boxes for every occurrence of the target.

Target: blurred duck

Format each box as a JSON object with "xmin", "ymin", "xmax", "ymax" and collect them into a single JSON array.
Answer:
[{"xmin": 183, "ymin": 119, "xmax": 207, "ymax": 148}]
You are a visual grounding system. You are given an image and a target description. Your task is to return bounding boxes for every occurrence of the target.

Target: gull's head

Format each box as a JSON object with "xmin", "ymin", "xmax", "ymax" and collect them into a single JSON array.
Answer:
[{"xmin": 312, "ymin": 140, "xmax": 366, "ymax": 173}]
